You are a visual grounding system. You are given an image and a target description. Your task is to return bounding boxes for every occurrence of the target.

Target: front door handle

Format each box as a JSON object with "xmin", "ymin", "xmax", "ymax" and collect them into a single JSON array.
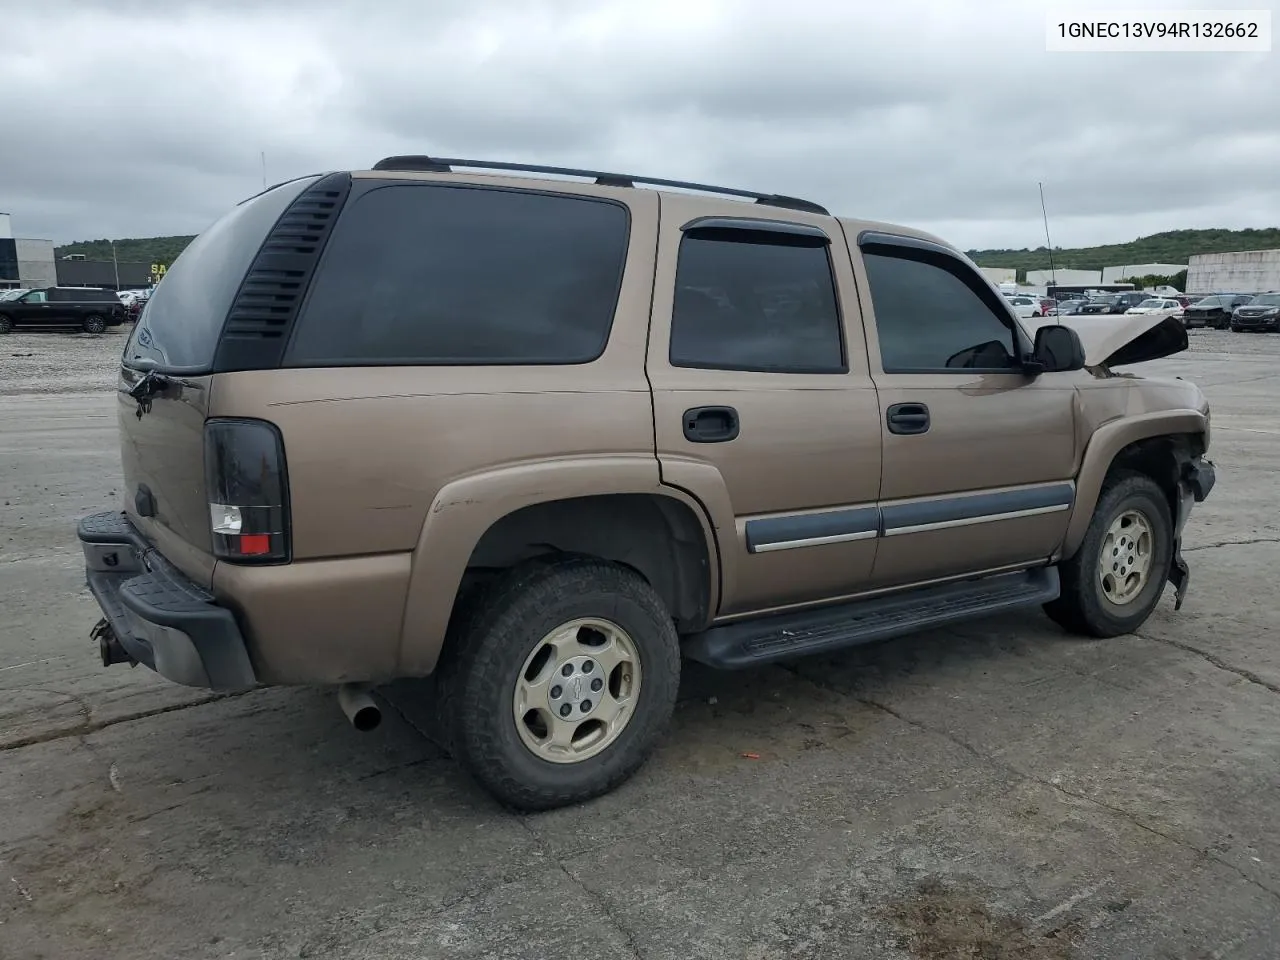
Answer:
[
  {"xmin": 886, "ymin": 402, "xmax": 930, "ymax": 436},
  {"xmin": 683, "ymin": 406, "xmax": 739, "ymax": 443}
]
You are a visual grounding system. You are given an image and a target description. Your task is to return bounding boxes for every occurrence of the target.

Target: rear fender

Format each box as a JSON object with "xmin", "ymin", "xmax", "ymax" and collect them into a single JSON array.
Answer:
[{"xmin": 396, "ymin": 457, "xmax": 720, "ymax": 675}]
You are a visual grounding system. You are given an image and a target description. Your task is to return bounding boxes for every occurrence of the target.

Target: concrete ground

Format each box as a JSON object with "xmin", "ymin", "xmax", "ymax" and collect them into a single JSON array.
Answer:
[{"xmin": 1, "ymin": 326, "xmax": 1278, "ymax": 960}]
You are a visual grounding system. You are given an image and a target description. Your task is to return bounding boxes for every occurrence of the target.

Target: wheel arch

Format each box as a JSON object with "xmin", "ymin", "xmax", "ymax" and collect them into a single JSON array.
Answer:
[
  {"xmin": 1062, "ymin": 411, "xmax": 1207, "ymax": 558},
  {"xmin": 397, "ymin": 459, "xmax": 720, "ymax": 676}
]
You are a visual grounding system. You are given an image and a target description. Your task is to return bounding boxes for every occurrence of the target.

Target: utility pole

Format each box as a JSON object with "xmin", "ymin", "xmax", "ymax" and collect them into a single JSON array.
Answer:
[
  {"xmin": 261, "ymin": 151, "xmax": 267, "ymax": 190},
  {"xmin": 111, "ymin": 241, "xmax": 121, "ymax": 291}
]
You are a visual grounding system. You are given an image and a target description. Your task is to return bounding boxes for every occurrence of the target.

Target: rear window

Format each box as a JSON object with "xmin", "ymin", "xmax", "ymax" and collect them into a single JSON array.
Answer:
[
  {"xmin": 124, "ymin": 176, "xmax": 319, "ymax": 372},
  {"xmin": 284, "ymin": 183, "xmax": 630, "ymax": 366}
]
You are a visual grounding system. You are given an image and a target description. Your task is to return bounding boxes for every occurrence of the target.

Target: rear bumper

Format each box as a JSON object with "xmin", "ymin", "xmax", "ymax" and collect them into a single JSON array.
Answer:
[{"xmin": 78, "ymin": 511, "xmax": 257, "ymax": 692}]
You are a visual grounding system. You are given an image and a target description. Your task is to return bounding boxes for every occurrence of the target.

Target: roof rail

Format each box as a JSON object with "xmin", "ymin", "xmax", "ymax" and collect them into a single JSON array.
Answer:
[{"xmin": 370, "ymin": 156, "xmax": 829, "ymax": 216}]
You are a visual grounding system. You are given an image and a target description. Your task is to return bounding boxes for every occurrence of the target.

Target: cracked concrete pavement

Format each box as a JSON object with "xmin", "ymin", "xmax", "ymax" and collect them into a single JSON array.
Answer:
[{"xmin": 2, "ymin": 328, "xmax": 1279, "ymax": 959}]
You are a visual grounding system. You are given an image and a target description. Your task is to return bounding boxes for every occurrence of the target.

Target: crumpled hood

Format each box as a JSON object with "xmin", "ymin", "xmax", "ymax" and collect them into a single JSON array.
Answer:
[{"xmin": 1030, "ymin": 314, "xmax": 1189, "ymax": 367}]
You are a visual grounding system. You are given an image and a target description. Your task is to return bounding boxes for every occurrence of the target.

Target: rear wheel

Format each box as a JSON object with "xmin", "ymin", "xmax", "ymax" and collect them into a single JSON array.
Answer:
[
  {"xmin": 436, "ymin": 557, "xmax": 680, "ymax": 810},
  {"xmin": 1045, "ymin": 472, "xmax": 1173, "ymax": 638},
  {"xmin": 0, "ymin": 315, "xmax": 11, "ymax": 334},
  {"xmin": 82, "ymin": 314, "xmax": 107, "ymax": 334}
]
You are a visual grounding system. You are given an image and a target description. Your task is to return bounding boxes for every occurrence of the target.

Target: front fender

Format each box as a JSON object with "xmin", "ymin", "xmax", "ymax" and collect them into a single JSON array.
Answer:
[
  {"xmin": 1062, "ymin": 409, "xmax": 1208, "ymax": 558},
  {"xmin": 396, "ymin": 456, "xmax": 719, "ymax": 675}
]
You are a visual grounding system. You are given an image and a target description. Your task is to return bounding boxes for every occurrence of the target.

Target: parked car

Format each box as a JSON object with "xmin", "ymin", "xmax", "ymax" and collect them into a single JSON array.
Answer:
[
  {"xmin": 0, "ymin": 286, "xmax": 127, "ymax": 333},
  {"xmin": 1004, "ymin": 294, "xmax": 1043, "ymax": 318},
  {"xmin": 1124, "ymin": 298, "xmax": 1185, "ymax": 321},
  {"xmin": 1229, "ymin": 293, "xmax": 1280, "ymax": 332},
  {"xmin": 1047, "ymin": 300, "xmax": 1086, "ymax": 317},
  {"xmin": 1078, "ymin": 292, "xmax": 1150, "ymax": 315},
  {"xmin": 77, "ymin": 155, "xmax": 1214, "ymax": 810},
  {"xmin": 1184, "ymin": 294, "xmax": 1254, "ymax": 329},
  {"xmin": 1037, "ymin": 297, "xmax": 1055, "ymax": 315}
]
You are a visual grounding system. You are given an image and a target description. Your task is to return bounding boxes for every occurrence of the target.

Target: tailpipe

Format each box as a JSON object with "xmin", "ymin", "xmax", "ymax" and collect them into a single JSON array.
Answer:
[{"xmin": 338, "ymin": 683, "xmax": 382, "ymax": 732}]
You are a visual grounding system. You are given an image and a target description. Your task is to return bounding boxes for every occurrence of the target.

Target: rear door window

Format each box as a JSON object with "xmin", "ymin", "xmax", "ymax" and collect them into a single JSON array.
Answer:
[
  {"xmin": 667, "ymin": 225, "xmax": 845, "ymax": 373},
  {"xmin": 125, "ymin": 176, "xmax": 319, "ymax": 372},
  {"xmin": 284, "ymin": 183, "xmax": 630, "ymax": 366}
]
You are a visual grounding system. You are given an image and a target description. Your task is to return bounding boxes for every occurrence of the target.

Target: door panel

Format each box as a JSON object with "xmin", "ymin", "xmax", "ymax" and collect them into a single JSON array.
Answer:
[
  {"xmin": 648, "ymin": 195, "xmax": 882, "ymax": 616},
  {"xmin": 846, "ymin": 228, "xmax": 1080, "ymax": 587}
]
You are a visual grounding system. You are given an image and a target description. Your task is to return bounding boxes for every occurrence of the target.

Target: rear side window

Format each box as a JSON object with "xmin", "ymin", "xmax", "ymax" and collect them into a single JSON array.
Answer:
[
  {"xmin": 669, "ymin": 227, "xmax": 845, "ymax": 373},
  {"xmin": 125, "ymin": 176, "xmax": 319, "ymax": 372},
  {"xmin": 861, "ymin": 248, "xmax": 1020, "ymax": 373},
  {"xmin": 285, "ymin": 184, "xmax": 630, "ymax": 366}
]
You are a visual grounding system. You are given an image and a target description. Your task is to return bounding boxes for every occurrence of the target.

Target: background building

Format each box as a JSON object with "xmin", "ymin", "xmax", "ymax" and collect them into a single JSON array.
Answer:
[
  {"xmin": 978, "ymin": 266, "xmax": 1016, "ymax": 285},
  {"xmin": 55, "ymin": 257, "xmax": 152, "ymax": 290},
  {"xmin": 1025, "ymin": 268, "xmax": 1101, "ymax": 287},
  {"xmin": 1186, "ymin": 250, "xmax": 1280, "ymax": 294},
  {"xmin": 1101, "ymin": 263, "xmax": 1186, "ymax": 283},
  {"xmin": 0, "ymin": 213, "xmax": 59, "ymax": 289}
]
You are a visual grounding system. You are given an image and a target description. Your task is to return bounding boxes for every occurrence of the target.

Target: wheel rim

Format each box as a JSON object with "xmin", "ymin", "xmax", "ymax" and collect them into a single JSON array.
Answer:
[
  {"xmin": 1098, "ymin": 509, "xmax": 1155, "ymax": 605},
  {"xmin": 512, "ymin": 617, "xmax": 642, "ymax": 764}
]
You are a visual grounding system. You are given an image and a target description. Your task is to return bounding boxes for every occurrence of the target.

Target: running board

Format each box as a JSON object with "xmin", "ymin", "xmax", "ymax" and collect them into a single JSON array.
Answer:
[{"xmin": 683, "ymin": 567, "xmax": 1060, "ymax": 670}]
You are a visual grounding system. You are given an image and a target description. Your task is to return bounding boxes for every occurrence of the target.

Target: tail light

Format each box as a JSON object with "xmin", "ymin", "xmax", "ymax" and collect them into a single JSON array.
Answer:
[{"xmin": 204, "ymin": 418, "xmax": 291, "ymax": 563}]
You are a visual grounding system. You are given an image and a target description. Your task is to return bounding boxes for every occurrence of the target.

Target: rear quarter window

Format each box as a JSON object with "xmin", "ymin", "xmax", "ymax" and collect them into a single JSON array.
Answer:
[
  {"xmin": 125, "ymin": 176, "xmax": 320, "ymax": 372},
  {"xmin": 284, "ymin": 183, "xmax": 630, "ymax": 366}
]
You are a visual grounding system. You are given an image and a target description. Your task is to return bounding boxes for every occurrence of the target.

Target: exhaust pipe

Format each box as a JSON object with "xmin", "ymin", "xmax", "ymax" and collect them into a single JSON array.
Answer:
[{"xmin": 338, "ymin": 683, "xmax": 382, "ymax": 732}]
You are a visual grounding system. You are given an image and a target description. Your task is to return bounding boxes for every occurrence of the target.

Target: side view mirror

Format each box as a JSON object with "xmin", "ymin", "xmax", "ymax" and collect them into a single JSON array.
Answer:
[{"xmin": 1026, "ymin": 324, "xmax": 1085, "ymax": 374}]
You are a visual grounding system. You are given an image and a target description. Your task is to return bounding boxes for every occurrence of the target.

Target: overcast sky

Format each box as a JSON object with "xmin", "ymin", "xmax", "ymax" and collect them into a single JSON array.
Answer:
[{"xmin": 2, "ymin": 0, "xmax": 1276, "ymax": 251}]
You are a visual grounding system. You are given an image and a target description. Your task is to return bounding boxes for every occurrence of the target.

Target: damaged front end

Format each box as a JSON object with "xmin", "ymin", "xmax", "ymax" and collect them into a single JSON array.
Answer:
[{"xmin": 1167, "ymin": 451, "xmax": 1217, "ymax": 610}]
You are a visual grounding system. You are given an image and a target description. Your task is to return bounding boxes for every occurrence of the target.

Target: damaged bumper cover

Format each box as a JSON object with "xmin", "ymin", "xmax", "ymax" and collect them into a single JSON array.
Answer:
[
  {"xmin": 78, "ymin": 511, "xmax": 258, "ymax": 692},
  {"xmin": 1168, "ymin": 456, "xmax": 1216, "ymax": 610}
]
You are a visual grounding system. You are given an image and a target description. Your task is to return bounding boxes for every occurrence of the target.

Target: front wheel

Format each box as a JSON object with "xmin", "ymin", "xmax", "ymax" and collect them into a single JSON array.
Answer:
[
  {"xmin": 82, "ymin": 314, "xmax": 107, "ymax": 334},
  {"xmin": 0, "ymin": 315, "xmax": 12, "ymax": 334},
  {"xmin": 1045, "ymin": 472, "xmax": 1173, "ymax": 638},
  {"xmin": 436, "ymin": 558, "xmax": 681, "ymax": 810}
]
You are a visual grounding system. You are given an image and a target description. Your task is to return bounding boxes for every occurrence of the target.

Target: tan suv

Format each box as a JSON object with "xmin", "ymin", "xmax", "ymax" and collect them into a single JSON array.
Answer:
[{"xmin": 78, "ymin": 157, "xmax": 1215, "ymax": 809}]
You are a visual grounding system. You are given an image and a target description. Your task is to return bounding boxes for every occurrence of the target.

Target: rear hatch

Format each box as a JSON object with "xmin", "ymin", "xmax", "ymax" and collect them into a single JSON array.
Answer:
[{"xmin": 117, "ymin": 175, "xmax": 320, "ymax": 585}]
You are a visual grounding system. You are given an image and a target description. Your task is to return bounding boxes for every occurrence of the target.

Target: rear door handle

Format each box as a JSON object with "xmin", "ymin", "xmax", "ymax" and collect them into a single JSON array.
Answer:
[
  {"xmin": 886, "ymin": 402, "xmax": 930, "ymax": 436},
  {"xmin": 683, "ymin": 406, "xmax": 739, "ymax": 443}
]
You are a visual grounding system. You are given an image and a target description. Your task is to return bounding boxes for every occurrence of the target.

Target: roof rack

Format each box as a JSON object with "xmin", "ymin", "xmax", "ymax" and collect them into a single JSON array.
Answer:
[{"xmin": 370, "ymin": 156, "xmax": 829, "ymax": 216}]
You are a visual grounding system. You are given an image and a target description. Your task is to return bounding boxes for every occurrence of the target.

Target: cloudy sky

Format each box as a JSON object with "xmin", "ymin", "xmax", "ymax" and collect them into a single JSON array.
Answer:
[{"xmin": 2, "ymin": 0, "xmax": 1276, "ymax": 251}]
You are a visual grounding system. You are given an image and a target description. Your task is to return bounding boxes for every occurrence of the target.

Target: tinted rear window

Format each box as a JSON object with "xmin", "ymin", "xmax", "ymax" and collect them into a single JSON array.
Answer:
[
  {"xmin": 124, "ymin": 176, "xmax": 319, "ymax": 372},
  {"xmin": 284, "ymin": 183, "xmax": 629, "ymax": 366}
]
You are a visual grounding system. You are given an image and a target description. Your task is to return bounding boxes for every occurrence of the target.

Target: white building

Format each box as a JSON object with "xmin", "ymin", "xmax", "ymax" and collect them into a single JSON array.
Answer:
[
  {"xmin": 1101, "ymin": 263, "xmax": 1186, "ymax": 283},
  {"xmin": 1185, "ymin": 250, "xmax": 1280, "ymax": 294},
  {"xmin": 1025, "ymin": 268, "xmax": 1101, "ymax": 288},
  {"xmin": 978, "ymin": 266, "xmax": 1015, "ymax": 285},
  {"xmin": 16, "ymin": 239, "xmax": 57, "ymax": 287},
  {"xmin": 0, "ymin": 214, "xmax": 58, "ymax": 289}
]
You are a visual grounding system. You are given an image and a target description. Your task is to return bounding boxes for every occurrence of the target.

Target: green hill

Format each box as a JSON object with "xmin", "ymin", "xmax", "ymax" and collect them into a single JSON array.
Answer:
[
  {"xmin": 968, "ymin": 227, "xmax": 1280, "ymax": 275},
  {"xmin": 54, "ymin": 236, "xmax": 196, "ymax": 266}
]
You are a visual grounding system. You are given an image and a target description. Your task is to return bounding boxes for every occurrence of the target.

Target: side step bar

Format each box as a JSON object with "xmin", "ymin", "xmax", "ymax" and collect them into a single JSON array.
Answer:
[{"xmin": 683, "ymin": 567, "xmax": 1060, "ymax": 670}]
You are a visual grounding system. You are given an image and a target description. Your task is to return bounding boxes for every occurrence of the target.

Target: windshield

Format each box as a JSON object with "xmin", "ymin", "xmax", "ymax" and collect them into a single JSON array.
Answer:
[
  {"xmin": 1249, "ymin": 294, "xmax": 1280, "ymax": 306},
  {"xmin": 1192, "ymin": 296, "xmax": 1221, "ymax": 306},
  {"xmin": 0, "ymin": 289, "xmax": 28, "ymax": 301},
  {"xmin": 1136, "ymin": 299, "xmax": 1162, "ymax": 308}
]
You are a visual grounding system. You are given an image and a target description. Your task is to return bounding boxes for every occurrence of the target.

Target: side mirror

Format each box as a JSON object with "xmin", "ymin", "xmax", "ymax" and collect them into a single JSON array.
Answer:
[{"xmin": 1028, "ymin": 324, "xmax": 1085, "ymax": 374}]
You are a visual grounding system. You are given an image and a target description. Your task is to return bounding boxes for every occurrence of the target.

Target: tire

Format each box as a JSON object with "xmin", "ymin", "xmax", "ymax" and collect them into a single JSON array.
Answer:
[
  {"xmin": 1230, "ymin": 325, "xmax": 1241, "ymax": 332},
  {"xmin": 1045, "ymin": 471, "xmax": 1173, "ymax": 638},
  {"xmin": 82, "ymin": 314, "xmax": 107, "ymax": 334},
  {"xmin": 0, "ymin": 314, "xmax": 12, "ymax": 334},
  {"xmin": 436, "ymin": 557, "xmax": 681, "ymax": 810}
]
